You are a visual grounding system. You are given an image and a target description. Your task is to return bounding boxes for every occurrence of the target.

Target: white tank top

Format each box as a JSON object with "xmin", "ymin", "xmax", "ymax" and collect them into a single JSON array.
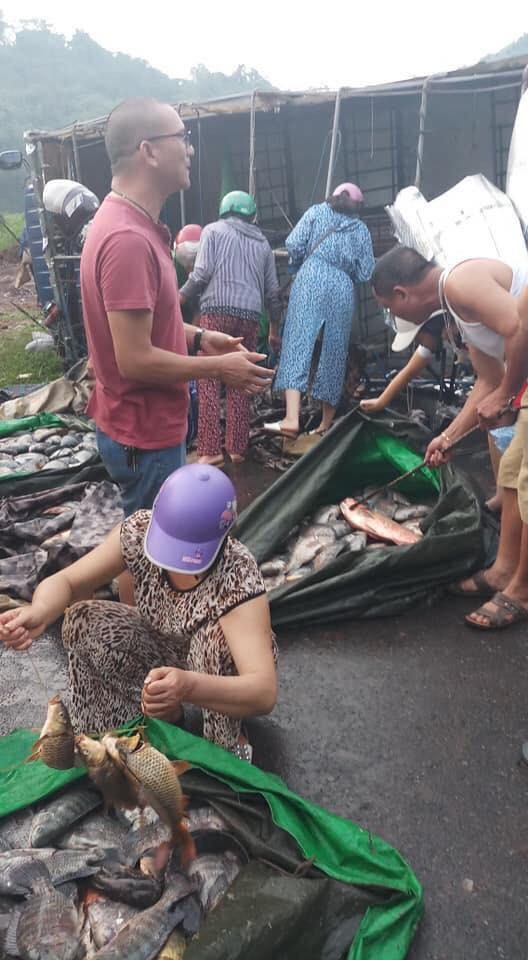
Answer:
[{"xmin": 439, "ymin": 258, "xmax": 528, "ymax": 358}]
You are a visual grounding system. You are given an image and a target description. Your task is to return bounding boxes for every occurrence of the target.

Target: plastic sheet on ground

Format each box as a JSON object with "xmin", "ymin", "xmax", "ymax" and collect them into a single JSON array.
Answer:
[
  {"xmin": 0, "ymin": 479, "xmax": 122, "ymax": 603},
  {"xmin": 0, "ymin": 718, "xmax": 423, "ymax": 960},
  {"xmin": 235, "ymin": 407, "xmax": 495, "ymax": 626},
  {"xmin": 0, "ymin": 362, "xmax": 93, "ymax": 420}
]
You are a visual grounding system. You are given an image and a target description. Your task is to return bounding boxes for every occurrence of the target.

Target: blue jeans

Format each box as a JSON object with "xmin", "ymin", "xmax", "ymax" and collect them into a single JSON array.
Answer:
[{"xmin": 96, "ymin": 428, "xmax": 186, "ymax": 517}]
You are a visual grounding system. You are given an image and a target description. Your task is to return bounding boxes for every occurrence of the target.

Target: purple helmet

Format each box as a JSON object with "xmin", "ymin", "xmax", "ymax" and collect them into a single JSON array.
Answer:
[{"xmin": 144, "ymin": 464, "xmax": 237, "ymax": 575}]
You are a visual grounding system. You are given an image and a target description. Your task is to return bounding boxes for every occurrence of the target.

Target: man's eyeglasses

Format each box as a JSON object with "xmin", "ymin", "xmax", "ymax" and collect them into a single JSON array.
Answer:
[{"xmin": 137, "ymin": 130, "xmax": 192, "ymax": 149}]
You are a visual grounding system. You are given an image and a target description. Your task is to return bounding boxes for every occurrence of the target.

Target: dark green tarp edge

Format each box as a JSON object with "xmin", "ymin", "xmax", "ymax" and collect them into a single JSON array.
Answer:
[
  {"xmin": 234, "ymin": 407, "xmax": 492, "ymax": 626},
  {"xmin": 0, "ymin": 718, "xmax": 423, "ymax": 960}
]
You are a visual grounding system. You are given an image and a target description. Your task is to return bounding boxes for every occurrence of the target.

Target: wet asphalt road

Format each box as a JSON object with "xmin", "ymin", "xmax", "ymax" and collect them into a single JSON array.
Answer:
[{"xmin": 1, "ymin": 447, "xmax": 527, "ymax": 959}]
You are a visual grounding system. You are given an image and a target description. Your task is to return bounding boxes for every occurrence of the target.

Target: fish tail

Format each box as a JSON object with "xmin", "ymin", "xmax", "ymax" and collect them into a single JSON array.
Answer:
[
  {"xmin": 172, "ymin": 822, "xmax": 196, "ymax": 866},
  {"xmin": 82, "ymin": 886, "xmax": 104, "ymax": 906}
]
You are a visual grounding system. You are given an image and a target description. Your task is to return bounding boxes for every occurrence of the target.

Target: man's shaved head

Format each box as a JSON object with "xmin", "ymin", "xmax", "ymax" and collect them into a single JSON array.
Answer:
[{"xmin": 105, "ymin": 98, "xmax": 179, "ymax": 172}]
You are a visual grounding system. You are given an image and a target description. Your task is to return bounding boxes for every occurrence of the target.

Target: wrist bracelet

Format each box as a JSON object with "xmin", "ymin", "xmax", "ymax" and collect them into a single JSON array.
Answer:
[{"xmin": 192, "ymin": 328, "xmax": 204, "ymax": 355}]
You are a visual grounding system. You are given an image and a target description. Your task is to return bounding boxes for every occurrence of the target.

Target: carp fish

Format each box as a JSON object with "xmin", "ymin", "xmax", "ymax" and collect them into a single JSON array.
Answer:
[{"xmin": 28, "ymin": 697, "xmax": 75, "ymax": 770}]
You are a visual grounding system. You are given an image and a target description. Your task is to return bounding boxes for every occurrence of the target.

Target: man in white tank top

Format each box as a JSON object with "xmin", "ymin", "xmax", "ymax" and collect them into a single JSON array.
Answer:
[
  {"xmin": 373, "ymin": 246, "xmax": 528, "ymax": 630},
  {"xmin": 372, "ymin": 246, "xmax": 528, "ymax": 465}
]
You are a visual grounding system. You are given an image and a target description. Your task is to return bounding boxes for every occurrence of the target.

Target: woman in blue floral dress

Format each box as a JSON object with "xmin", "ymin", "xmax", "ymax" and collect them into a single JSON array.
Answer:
[{"xmin": 264, "ymin": 183, "xmax": 375, "ymax": 437}]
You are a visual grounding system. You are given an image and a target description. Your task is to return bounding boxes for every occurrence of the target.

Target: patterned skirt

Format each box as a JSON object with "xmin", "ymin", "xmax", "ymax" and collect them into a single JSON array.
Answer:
[{"xmin": 63, "ymin": 599, "xmax": 243, "ymax": 750}]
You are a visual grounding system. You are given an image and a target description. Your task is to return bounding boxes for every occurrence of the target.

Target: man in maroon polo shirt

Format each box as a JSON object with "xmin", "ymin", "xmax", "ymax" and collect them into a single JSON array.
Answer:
[{"xmin": 81, "ymin": 97, "xmax": 273, "ymax": 515}]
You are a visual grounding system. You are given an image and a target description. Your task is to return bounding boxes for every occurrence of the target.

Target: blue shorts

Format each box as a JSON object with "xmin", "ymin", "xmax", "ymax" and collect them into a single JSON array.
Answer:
[{"xmin": 96, "ymin": 428, "xmax": 186, "ymax": 517}]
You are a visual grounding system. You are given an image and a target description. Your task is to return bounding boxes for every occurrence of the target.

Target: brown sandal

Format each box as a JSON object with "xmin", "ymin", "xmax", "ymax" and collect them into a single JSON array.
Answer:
[
  {"xmin": 449, "ymin": 571, "xmax": 496, "ymax": 599},
  {"xmin": 465, "ymin": 591, "xmax": 528, "ymax": 630}
]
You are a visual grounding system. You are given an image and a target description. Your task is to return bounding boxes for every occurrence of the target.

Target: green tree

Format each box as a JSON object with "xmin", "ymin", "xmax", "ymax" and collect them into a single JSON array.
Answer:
[{"xmin": 0, "ymin": 18, "xmax": 273, "ymax": 212}]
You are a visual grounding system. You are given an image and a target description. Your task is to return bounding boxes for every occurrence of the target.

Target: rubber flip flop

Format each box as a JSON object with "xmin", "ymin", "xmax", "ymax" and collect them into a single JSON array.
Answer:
[{"xmin": 263, "ymin": 421, "xmax": 299, "ymax": 439}]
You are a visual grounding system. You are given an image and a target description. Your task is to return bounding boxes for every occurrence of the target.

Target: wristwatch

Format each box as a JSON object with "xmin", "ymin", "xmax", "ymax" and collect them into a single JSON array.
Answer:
[{"xmin": 192, "ymin": 328, "xmax": 204, "ymax": 355}]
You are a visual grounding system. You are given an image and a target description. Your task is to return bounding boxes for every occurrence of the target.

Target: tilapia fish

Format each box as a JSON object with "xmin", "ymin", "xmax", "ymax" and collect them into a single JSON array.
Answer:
[
  {"xmin": 331, "ymin": 519, "xmax": 351, "ymax": 539},
  {"xmin": 0, "ymin": 848, "xmax": 105, "ymax": 889},
  {"xmin": 16, "ymin": 868, "xmax": 82, "ymax": 960},
  {"xmin": 312, "ymin": 505, "xmax": 341, "ymax": 525},
  {"xmin": 0, "ymin": 806, "xmax": 34, "ymax": 851},
  {"xmin": 259, "ymin": 558, "xmax": 287, "ymax": 578},
  {"xmin": 0, "ymin": 429, "xmax": 97, "ymax": 480},
  {"xmin": 340, "ymin": 499, "xmax": 422, "ymax": 546},
  {"xmin": 393, "ymin": 504, "xmax": 430, "ymax": 523},
  {"xmin": 342, "ymin": 532, "xmax": 368, "ymax": 553},
  {"xmin": 1, "ymin": 899, "xmax": 22, "ymax": 958},
  {"xmin": 28, "ymin": 696, "xmax": 75, "ymax": 770},
  {"xmin": 57, "ymin": 809, "xmax": 131, "ymax": 862},
  {"xmin": 84, "ymin": 889, "xmax": 139, "ymax": 951},
  {"xmin": 30, "ymin": 785, "xmax": 102, "ymax": 847},
  {"xmin": 312, "ymin": 541, "xmax": 346, "ymax": 571},
  {"xmin": 91, "ymin": 863, "xmax": 163, "ymax": 909},
  {"xmin": 0, "ymin": 854, "xmax": 51, "ymax": 897},
  {"xmin": 186, "ymin": 807, "xmax": 228, "ymax": 835},
  {"xmin": 91, "ymin": 875, "xmax": 201, "ymax": 959},
  {"xmin": 286, "ymin": 525, "xmax": 336, "ymax": 572},
  {"xmin": 187, "ymin": 850, "xmax": 241, "ymax": 914}
]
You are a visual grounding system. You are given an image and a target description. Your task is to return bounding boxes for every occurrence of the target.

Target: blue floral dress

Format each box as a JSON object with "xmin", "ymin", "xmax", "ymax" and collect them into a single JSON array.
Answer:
[{"xmin": 274, "ymin": 203, "xmax": 375, "ymax": 407}]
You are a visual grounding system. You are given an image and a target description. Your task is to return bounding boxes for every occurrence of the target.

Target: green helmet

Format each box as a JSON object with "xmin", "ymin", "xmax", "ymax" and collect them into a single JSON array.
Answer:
[{"xmin": 219, "ymin": 190, "xmax": 257, "ymax": 218}]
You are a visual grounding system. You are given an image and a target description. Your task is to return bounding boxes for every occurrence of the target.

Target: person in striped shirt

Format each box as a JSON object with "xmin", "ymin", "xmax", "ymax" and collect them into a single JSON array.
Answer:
[{"xmin": 180, "ymin": 190, "xmax": 280, "ymax": 464}]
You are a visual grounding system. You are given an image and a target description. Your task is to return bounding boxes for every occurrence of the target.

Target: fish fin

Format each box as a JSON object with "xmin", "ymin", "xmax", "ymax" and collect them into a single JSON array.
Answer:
[
  {"xmin": 24, "ymin": 739, "xmax": 43, "ymax": 763},
  {"xmin": 171, "ymin": 760, "xmax": 191, "ymax": 776},
  {"xmin": 127, "ymin": 733, "xmax": 142, "ymax": 751}
]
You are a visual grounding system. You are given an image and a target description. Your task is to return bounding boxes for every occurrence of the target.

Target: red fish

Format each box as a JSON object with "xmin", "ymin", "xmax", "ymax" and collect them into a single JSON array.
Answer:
[{"xmin": 340, "ymin": 498, "xmax": 422, "ymax": 546}]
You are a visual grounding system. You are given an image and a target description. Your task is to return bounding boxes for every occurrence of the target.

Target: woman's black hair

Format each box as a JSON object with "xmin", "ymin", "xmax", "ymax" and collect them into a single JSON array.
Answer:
[{"xmin": 326, "ymin": 193, "xmax": 362, "ymax": 216}]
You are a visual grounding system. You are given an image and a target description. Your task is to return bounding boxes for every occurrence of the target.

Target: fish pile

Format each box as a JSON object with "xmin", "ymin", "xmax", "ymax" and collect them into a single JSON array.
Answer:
[
  {"xmin": 0, "ymin": 428, "xmax": 98, "ymax": 478},
  {"xmin": 0, "ymin": 699, "xmax": 247, "ymax": 959},
  {"xmin": 260, "ymin": 488, "xmax": 432, "ymax": 590}
]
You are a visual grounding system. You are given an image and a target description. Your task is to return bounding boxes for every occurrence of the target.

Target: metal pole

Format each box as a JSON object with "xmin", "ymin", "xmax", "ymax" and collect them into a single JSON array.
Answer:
[
  {"xmin": 415, "ymin": 76, "xmax": 432, "ymax": 189},
  {"xmin": 325, "ymin": 87, "xmax": 343, "ymax": 197},
  {"xmin": 179, "ymin": 190, "xmax": 186, "ymax": 228},
  {"xmin": 71, "ymin": 124, "xmax": 81, "ymax": 181},
  {"xmin": 248, "ymin": 90, "xmax": 256, "ymax": 197}
]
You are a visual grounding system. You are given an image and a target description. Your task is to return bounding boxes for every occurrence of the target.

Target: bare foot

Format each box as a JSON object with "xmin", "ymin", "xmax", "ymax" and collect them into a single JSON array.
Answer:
[{"xmin": 197, "ymin": 454, "xmax": 225, "ymax": 465}]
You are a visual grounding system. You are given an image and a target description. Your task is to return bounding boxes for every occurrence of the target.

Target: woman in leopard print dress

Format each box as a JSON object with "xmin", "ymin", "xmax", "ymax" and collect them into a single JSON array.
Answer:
[{"xmin": 0, "ymin": 465, "xmax": 277, "ymax": 755}]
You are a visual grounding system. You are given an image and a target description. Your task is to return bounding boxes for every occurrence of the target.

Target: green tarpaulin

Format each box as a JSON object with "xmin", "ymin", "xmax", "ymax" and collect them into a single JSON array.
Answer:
[
  {"xmin": 0, "ymin": 718, "xmax": 422, "ymax": 959},
  {"xmin": 235, "ymin": 407, "xmax": 491, "ymax": 626},
  {"xmin": 0, "ymin": 412, "xmax": 65, "ymax": 439}
]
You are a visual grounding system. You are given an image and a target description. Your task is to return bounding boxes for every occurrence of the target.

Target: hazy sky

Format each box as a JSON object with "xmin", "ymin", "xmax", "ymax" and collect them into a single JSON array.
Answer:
[{"xmin": 2, "ymin": 0, "xmax": 526, "ymax": 89}]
